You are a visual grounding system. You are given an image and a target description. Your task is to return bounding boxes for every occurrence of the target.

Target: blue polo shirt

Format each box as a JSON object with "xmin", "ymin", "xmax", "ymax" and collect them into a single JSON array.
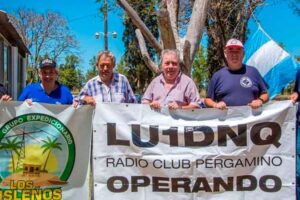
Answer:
[
  {"xmin": 206, "ymin": 64, "xmax": 268, "ymax": 106},
  {"xmin": 18, "ymin": 83, "xmax": 73, "ymax": 105}
]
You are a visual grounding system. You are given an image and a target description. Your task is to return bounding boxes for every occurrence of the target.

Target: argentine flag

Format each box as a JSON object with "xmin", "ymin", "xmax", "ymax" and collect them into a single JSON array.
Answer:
[{"xmin": 244, "ymin": 26, "xmax": 300, "ymax": 99}]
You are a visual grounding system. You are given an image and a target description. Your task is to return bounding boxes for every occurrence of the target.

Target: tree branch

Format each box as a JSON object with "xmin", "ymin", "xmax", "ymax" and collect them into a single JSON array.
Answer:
[
  {"xmin": 135, "ymin": 29, "xmax": 160, "ymax": 74},
  {"xmin": 184, "ymin": 0, "xmax": 209, "ymax": 71},
  {"xmin": 182, "ymin": 41, "xmax": 191, "ymax": 75},
  {"xmin": 157, "ymin": 7, "xmax": 176, "ymax": 49},
  {"xmin": 117, "ymin": 0, "xmax": 163, "ymax": 54},
  {"xmin": 166, "ymin": 0, "xmax": 180, "ymax": 50}
]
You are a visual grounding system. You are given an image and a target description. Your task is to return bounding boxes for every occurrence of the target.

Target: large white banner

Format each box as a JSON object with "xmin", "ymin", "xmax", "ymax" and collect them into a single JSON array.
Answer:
[
  {"xmin": 93, "ymin": 100, "xmax": 296, "ymax": 200},
  {"xmin": 0, "ymin": 101, "xmax": 94, "ymax": 200}
]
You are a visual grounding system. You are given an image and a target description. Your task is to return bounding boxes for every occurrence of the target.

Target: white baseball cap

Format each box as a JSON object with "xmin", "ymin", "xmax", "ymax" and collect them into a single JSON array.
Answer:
[{"xmin": 225, "ymin": 38, "xmax": 244, "ymax": 49}]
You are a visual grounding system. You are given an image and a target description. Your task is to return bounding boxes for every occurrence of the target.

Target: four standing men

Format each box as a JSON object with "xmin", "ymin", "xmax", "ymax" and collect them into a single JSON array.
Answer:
[{"xmin": 7, "ymin": 44, "xmax": 271, "ymax": 110}]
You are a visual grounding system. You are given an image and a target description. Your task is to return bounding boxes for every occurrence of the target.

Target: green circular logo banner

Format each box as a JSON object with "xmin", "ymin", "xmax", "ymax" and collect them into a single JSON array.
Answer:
[{"xmin": 0, "ymin": 113, "xmax": 76, "ymax": 183}]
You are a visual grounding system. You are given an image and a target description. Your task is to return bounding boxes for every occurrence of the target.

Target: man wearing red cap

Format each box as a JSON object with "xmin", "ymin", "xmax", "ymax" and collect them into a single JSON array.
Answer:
[{"xmin": 205, "ymin": 38, "xmax": 269, "ymax": 109}]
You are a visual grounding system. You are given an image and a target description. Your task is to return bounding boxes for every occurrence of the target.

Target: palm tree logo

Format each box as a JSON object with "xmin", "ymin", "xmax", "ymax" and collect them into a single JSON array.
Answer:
[
  {"xmin": 41, "ymin": 137, "xmax": 62, "ymax": 172},
  {"xmin": 0, "ymin": 113, "xmax": 76, "ymax": 188},
  {"xmin": 0, "ymin": 137, "xmax": 22, "ymax": 173}
]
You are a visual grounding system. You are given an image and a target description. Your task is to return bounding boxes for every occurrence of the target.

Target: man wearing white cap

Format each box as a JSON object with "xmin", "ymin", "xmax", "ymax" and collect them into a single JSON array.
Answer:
[{"xmin": 205, "ymin": 38, "xmax": 269, "ymax": 109}]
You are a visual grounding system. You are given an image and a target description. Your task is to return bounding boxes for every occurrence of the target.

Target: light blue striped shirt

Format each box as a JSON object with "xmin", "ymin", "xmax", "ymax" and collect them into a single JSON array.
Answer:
[{"xmin": 77, "ymin": 73, "xmax": 136, "ymax": 104}]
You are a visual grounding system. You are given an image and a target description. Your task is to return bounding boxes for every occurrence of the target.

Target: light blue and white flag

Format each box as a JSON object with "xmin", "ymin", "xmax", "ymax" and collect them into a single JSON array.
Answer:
[{"xmin": 244, "ymin": 25, "xmax": 300, "ymax": 99}]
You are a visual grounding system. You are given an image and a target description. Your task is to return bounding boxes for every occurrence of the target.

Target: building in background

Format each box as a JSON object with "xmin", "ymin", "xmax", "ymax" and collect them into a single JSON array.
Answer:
[{"xmin": 0, "ymin": 10, "xmax": 30, "ymax": 99}]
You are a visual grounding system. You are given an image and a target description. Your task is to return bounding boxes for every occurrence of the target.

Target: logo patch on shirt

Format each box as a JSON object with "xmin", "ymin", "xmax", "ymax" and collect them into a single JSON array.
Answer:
[{"xmin": 240, "ymin": 76, "xmax": 253, "ymax": 88}]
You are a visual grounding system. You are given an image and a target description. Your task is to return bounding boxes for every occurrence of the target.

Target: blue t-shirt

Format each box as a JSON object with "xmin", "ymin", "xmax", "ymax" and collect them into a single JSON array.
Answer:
[
  {"xmin": 206, "ymin": 65, "xmax": 268, "ymax": 106},
  {"xmin": 18, "ymin": 83, "xmax": 73, "ymax": 105}
]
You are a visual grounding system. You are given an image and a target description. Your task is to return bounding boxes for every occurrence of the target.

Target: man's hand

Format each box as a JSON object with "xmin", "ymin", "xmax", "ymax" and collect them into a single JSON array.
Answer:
[
  {"xmin": 213, "ymin": 101, "xmax": 227, "ymax": 110},
  {"xmin": 0, "ymin": 95, "xmax": 12, "ymax": 102},
  {"xmin": 290, "ymin": 92, "xmax": 298, "ymax": 104},
  {"xmin": 149, "ymin": 101, "xmax": 161, "ymax": 109},
  {"xmin": 249, "ymin": 99, "xmax": 263, "ymax": 109},
  {"xmin": 168, "ymin": 101, "xmax": 181, "ymax": 110},
  {"xmin": 25, "ymin": 99, "xmax": 33, "ymax": 105},
  {"xmin": 73, "ymin": 100, "xmax": 79, "ymax": 108},
  {"xmin": 83, "ymin": 96, "xmax": 96, "ymax": 106}
]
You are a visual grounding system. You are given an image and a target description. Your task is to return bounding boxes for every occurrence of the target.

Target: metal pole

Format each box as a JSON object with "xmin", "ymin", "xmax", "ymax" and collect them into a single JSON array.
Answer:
[{"xmin": 104, "ymin": 0, "xmax": 108, "ymax": 50}]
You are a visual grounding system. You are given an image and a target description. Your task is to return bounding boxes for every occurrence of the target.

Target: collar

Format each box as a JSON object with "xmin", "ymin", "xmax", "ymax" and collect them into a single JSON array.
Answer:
[
  {"xmin": 96, "ymin": 73, "xmax": 118, "ymax": 85},
  {"xmin": 39, "ymin": 81, "xmax": 60, "ymax": 92},
  {"xmin": 159, "ymin": 72, "xmax": 182, "ymax": 85},
  {"xmin": 226, "ymin": 64, "xmax": 245, "ymax": 71}
]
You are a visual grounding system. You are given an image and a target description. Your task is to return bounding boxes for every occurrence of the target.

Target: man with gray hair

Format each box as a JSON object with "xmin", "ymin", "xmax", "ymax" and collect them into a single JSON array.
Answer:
[
  {"xmin": 142, "ymin": 49, "xmax": 201, "ymax": 109},
  {"xmin": 77, "ymin": 50, "xmax": 136, "ymax": 105}
]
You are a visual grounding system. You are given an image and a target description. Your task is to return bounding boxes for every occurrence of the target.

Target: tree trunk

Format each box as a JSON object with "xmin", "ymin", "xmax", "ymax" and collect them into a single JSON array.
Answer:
[
  {"xmin": 11, "ymin": 152, "xmax": 15, "ymax": 173},
  {"xmin": 118, "ymin": 0, "xmax": 209, "ymax": 76},
  {"xmin": 183, "ymin": 0, "xmax": 209, "ymax": 74},
  {"xmin": 43, "ymin": 150, "xmax": 51, "ymax": 171},
  {"xmin": 166, "ymin": 0, "xmax": 180, "ymax": 49},
  {"xmin": 157, "ymin": 8, "xmax": 176, "ymax": 49}
]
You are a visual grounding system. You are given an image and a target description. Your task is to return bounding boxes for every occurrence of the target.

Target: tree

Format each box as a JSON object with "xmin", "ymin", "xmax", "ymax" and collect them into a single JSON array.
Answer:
[
  {"xmin": 12, "ymin": 8, "xmax": 78, "ymax": 82},
  {"xmin": 117, "ymin": 0, "xmax": 209, "ymax": 75},
  {"xmin": 41, "ymin": 137, "xmax": 62, "ymax": 172},
  {"xmin": 59, "ymin": 55, "xmax": 84, "ymax": 91},
  {"xmin": 121, "ymin": 0, "xmax": 158, "ymax": 94},
  {"xmin": 116, "ymin": 56, "xmax": 127, "ymax": 75},
  {"xmin": 206, "ymin": 0, "xmax": 265, "ymax": 77},
  {"xmin": 192, "ymin": 47, "xmax": 209, "ymax": 92},
  {"xmin": 85, "ymin": 56, "xmax": 98, "ymax": 81},
  {"xmin": 0, "ymin": 137, "xmax": 22, "ymax": 173}
]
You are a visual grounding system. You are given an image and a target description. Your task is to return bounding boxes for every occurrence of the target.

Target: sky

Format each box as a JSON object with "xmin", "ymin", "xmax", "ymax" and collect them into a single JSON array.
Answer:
[
  {"xmin": 249, "ymin": 0, "xmax": 300, "ymax": 56},
  {"xmin": 0, "ymin": 0, "xmax": 299, "ymax": 73}
]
